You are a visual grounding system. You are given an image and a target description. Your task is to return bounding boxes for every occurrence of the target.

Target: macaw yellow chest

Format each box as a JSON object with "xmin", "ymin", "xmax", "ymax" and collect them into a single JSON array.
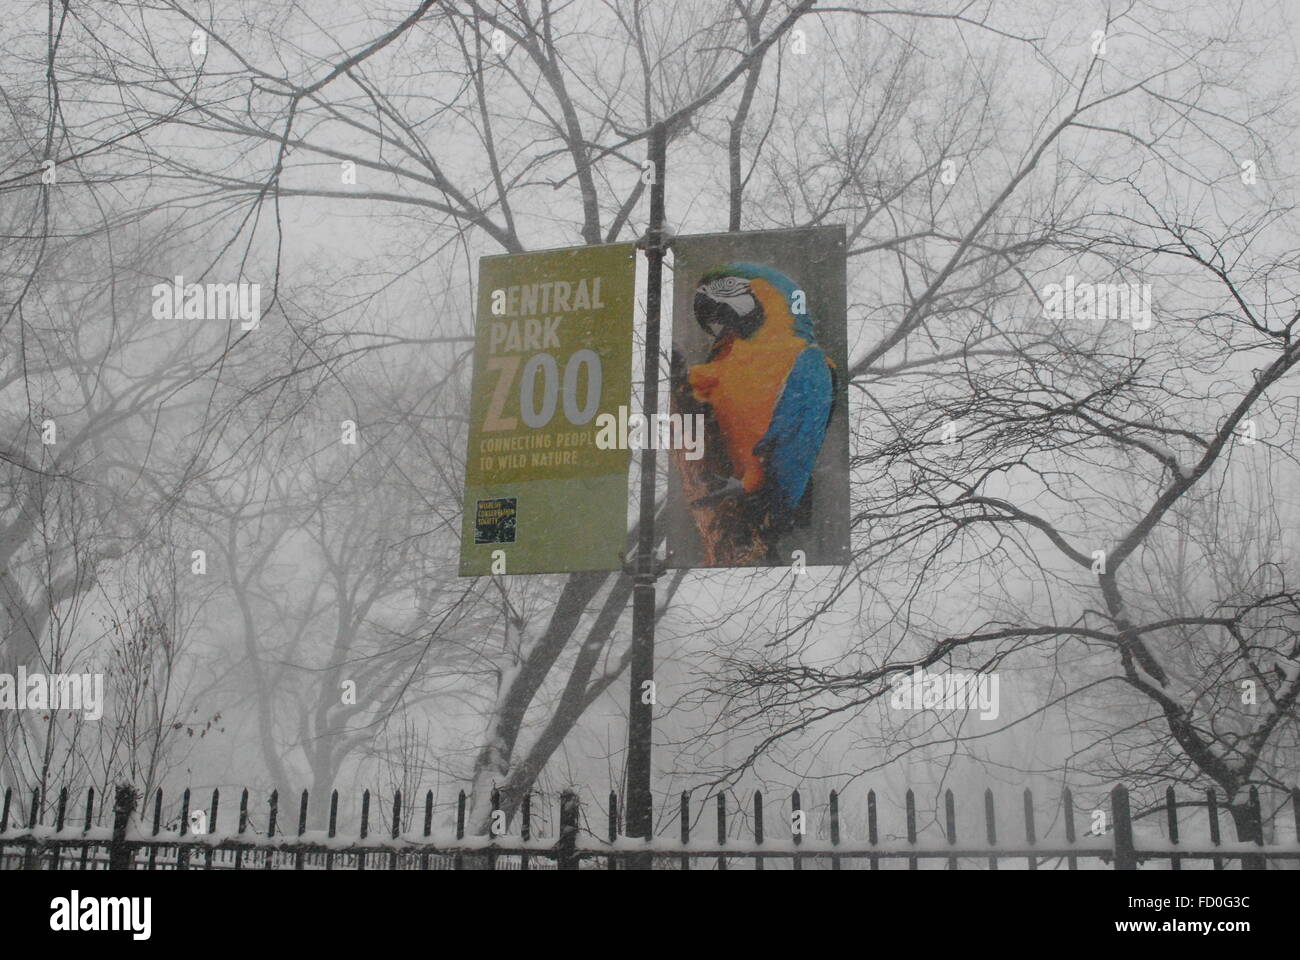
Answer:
[{"xmin": 688, "ymin": 330, "xmax": 808, "ymax": 492}]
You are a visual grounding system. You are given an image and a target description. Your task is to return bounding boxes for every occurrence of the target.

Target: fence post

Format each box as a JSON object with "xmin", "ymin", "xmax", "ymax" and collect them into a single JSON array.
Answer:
[
  {"xmin": 1111, "ymin": 785, "xmax": 1137, "ymax": 870},
  {"xmin": 557, "ymin": 790, "xmax": 580, "ymax": 871},
  {"xmin": 1244, "ymin": 786, "xmax": 1265, "ymax": 871},
  {"xmin": 905, "ymin": 788, "xmax": 917, "ymax": 871},
  {"xmin": 1207, "ymin": 788, "xmax": 1223, "ymax": 871},
  {"xmin": 520, "ymin": 793, "xmax": 530, "ymax": 873},
  {"xmin": 984, "ymin": 788, "xmax": 997, "ymax": 871},
  {"xmin": 325, "ymin": 790, "xmax": 338, "ymax": 872},
  {"xmin": 109, "ymin": 784, "xmax": 137, "ymax": 871},
  {"xmin": 80, "ymin": 787, "xmax": 94, "ymax": 870},
  {"xmin": 945, "ymin": 789, "xmax": 957, "ymax": 871},
  {"xmin": 680, "ymin": 791, "xmax": 690, "ymax": 871},
  {"xmin": 867, "ymin": 789, "xmax": 878, "ymax": 871},
  {"xmin": 177, "ymin": 787, "xmax": 190, "ymax": 871},
  {"xmin": 295, "ymin": 790, "xmax": 308, "ymax": 871},
  {"xmin": 608, "ymin": 790, "xmax": 618, "ymax": 872},
  {"xmin": 454, "ymin": 790, "xmax": 465, "ymax": 871},
  {"xmin": 753, "ymin": 790, "xmax": 764, "ymax": 872},
  {"xmin": 359, "ymin": 789, "xmax": 370, "ymax": 872},
  {"xmin": 51, "ymin": 786, "xmax": 67, "ymax": 870},
  {"xmin": 791, "ymin": 789, "xmax": 802, "ymax": 871},
  {"xmin": 23, "ymin": 788, "xmax": 38, "ymax": 870},
  {"xmin": 206, "ymin": 789, "xmax": 219, "ymax": 870},
  {"xmin": 1023, "ymin": 788, "xmax": 1037, "ymax": 871},
  {"xmin": 0, "ymin": 786, "xmax": 10, "ymax": 867},
  {"xmin": 1165, "ymin": 787, "xmax": 1180, "ymax": 871},
  {"xmin": 1063, "ymin": 787, "xmax": 1077, "ymax": 871},
  {"xmin": 488, "ymin": 788, "xmax": 499, "ymax": 872},
  {"xmin": 422, "ymin": 790, "xmax": 433, "ymax": 872},
  {"xmin": 830, "ymin": 790, "xmax": 841, "ymax": 871},
  {"xmin": 265, "ymin": 789, "xmax": 279, "ymax": 870},
  {"xmin": 234, "ymin": 788, "xmax": 249, "ymax": 870},
  {"xmin": 147, "ymin": 788, "xmax": 161, "ymax": 870},
  {"xmin": 390, "ymin": 790, "xmax": 402, "ymax": 871},
  {"xmin": 716, "ymin": 794, "xmax": 727, "ymax": 872}
]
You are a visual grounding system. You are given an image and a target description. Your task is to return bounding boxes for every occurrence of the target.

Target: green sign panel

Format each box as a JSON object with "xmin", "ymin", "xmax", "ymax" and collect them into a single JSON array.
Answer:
[{"xmin": 460, "ymin": 243, "xmax": 636, "ymax": 575}]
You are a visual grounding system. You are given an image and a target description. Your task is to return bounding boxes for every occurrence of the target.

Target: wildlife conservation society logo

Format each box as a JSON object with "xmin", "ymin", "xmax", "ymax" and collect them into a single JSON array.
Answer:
[{"xmin": 475, "ymin": 497, "xmax": 517, "ymax": 544}]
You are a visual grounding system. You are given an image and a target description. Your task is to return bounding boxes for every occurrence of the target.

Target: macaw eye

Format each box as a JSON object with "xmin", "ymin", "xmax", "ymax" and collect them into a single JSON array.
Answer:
[{"xmin": 702, "ymin": 276, "xmax": 749, "ymax": 297}]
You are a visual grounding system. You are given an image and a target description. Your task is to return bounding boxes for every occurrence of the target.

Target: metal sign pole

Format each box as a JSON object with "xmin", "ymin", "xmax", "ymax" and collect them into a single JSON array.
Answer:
[{"xmin": 625, "ymin": 121, "xmax": 667, "ymax": 868}]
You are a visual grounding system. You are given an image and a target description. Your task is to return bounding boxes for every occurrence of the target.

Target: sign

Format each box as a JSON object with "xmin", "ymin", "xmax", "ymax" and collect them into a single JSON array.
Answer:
[
  {"xmin": 666, "ymin": 225, "xmax": 850, "ymax": 569},
  {"xmin": 460, "ymin": 243, "xmax": 636, "ymax": 575}
]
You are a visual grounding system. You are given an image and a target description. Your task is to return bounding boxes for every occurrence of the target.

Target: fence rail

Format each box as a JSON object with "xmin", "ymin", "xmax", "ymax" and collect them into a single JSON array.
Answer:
[{"xmin": 1, "ymin": 782, "xmax": 1297, "ymax": 870}]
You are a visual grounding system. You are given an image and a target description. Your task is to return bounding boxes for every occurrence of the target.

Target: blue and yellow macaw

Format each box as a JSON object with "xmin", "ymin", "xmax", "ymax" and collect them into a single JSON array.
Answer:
[{"xmin": 686, "ymin": 262, "xmax": 835, "ymax": 538}]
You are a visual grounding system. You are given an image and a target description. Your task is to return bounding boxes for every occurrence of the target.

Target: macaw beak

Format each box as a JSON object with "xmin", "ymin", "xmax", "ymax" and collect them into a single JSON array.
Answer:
[{"xmin": 694, "ymin": 286, "xmax": 761, "ymax": 341}]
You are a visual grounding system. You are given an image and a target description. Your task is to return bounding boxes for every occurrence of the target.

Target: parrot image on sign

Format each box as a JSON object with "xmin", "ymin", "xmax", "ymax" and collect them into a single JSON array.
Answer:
[{"xmin": 671, "ymin": 262, "xmax": 836, "ymax": 565}]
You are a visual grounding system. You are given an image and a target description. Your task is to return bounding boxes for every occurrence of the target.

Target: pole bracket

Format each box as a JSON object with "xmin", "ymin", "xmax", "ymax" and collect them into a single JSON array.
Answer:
[{"xmin": 635, "ymin": 225, "xmax": 675, "ymax": 255}]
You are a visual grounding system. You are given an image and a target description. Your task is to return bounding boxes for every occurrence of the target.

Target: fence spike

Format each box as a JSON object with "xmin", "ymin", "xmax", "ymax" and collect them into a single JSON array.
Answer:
[{"xmin": 753, "ymin": 790, "xmax": 764, "ymax": 872}]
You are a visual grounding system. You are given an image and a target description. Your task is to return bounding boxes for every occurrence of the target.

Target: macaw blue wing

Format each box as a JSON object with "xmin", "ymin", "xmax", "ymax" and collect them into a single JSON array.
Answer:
[{"xmin": 753, "ymin": 345, "xmax": 834, "ymax": 520}]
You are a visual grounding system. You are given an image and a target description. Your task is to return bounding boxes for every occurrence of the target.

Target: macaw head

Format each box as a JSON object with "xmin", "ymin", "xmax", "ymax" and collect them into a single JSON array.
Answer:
[{"xmin": 693, "ymin": 262, "xmax": 816, "ymax": 343}]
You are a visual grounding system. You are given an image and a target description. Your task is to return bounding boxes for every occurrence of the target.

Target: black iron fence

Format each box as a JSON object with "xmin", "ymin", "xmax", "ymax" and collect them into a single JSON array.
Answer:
[{"xmin": 1, "ymin": 781, "xmax": 1297, "ymax": 870}]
